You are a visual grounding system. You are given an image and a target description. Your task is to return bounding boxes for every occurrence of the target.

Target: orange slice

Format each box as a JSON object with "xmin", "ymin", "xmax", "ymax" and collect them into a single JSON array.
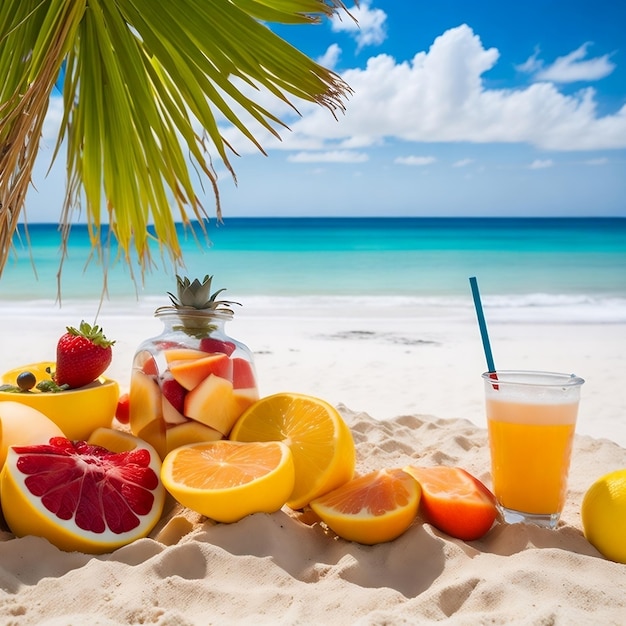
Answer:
[
  {"xmin": 310, "ymin": 468, "xmax": 420, "ymax": 544},
  {"xmin": 160, "ymin": 440, "xmax": 294, "ymax": 523},
  {"xmin": 0, "ymin": 436, "xmax": 165, "ymax": 554},
  {"xmin": 229, "ymin": 393, "xmax": 356, "ymax": 510},
  {"xmin": 403, "ymin": 465, "xmax": 497, "ymax": 540}
]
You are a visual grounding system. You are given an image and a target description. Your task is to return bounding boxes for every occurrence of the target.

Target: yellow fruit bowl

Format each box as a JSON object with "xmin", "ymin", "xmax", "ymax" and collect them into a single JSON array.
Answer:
[{"xmin": 0, "ymin": 362, "xmax": 119, "ymax": 441}]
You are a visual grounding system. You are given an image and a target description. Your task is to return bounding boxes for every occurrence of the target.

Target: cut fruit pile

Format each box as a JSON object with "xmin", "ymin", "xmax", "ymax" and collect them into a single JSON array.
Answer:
[
  {"xmin": 0, "ymin": 431, "xmax": 165, "ymax": 554},
  {"xmin": 0, "ymin": 277, "xmax": 504, "ymax": 552},
  {"xmin": 130, "ymin": 344, "xmax": 259, "ymax": 458},
  {"xmin": 0, "ymin": 385, "xmax": 499, "ymax": 551}
]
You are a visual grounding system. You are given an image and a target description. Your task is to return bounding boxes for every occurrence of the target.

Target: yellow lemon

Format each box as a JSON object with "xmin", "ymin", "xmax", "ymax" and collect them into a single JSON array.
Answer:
[{"xmin": 581, "ymin": 469, "xmax": 626, "ymax": 564}]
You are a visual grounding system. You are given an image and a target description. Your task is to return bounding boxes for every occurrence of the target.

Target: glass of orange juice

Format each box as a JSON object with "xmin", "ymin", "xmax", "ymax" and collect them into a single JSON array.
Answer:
[{"xmin": 482, "ymin": 370, "xmax": 584, "ymax": 529}]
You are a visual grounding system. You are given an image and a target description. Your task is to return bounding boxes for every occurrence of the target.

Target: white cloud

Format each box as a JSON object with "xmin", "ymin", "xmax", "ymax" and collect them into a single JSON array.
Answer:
[
  {"xmin": 317, "ymin": 44, "xmax": 342, "ymax": 71},
  {"xmin": 394, "ymin": 155, "xmax": 436, "ymax": 166},
  {"xmin": 331, "ymin": 1, "xmax": 387, "ymax": 51},
  {"xmin": 584, "ymin": 157, "xmax": 609, "ymax": 165},
  {"xmin": 535, "ymin": 43, "xmax": 616, "ymax": 83},
  {"xmin": 453, "ymin": 158, "xmax": 474, "ymax": 167},
  {"xmin": 518, "ymin": 43, "xmax": 616, "ymax": 83},
  {"xmin": 52, "ymin": 20, "xmax": 618, "ymax": 163},
  {"xmin": 529, "ymin": 159, "xmax": 554, "ymax": 169},
  {"xmin": 515, "ymin": 47, "xmax": 543, "ymax": 74},
  {"xmin": 287, "ymin": 150, "xmax": 368, "ymax": 163},
  {"xmin": 278, "ymin": 24, "xmax": 626, "ymax": 152}
]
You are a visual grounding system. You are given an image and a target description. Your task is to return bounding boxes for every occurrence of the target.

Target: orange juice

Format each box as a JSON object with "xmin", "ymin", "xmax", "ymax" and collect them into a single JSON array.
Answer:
[
  {"xmin": 486, "ymin": 398, "xmax": 577, "ymax": 514},
  {"xmin": 482, "ymin": 370, "xmax": 584, "ymax": 527}
]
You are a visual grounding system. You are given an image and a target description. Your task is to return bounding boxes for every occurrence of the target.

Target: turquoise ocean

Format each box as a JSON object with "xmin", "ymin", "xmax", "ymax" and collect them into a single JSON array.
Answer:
[{"xmin": 3, "ymin": 217, "xmax": 626, "ymax": 323}]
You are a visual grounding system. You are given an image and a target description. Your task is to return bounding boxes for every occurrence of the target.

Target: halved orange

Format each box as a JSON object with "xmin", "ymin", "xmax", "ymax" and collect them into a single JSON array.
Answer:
[
  {"xmin": 229, "ymin": 393, "xmax": 355, "ymax": 509},
  {"xmin": 403, "ymin": 465, "xmax": 497, "ymax": 540},
  {"xmin": 160, "ymin": 440, "xmax": 295, "ymax": 523},
  {"xmin": 0, "ymin": 436, "xmax": 165, "ymax": 554},
  {"xmin": 310, "ymin": 468, "xmax": 421, "ymax": 544}
]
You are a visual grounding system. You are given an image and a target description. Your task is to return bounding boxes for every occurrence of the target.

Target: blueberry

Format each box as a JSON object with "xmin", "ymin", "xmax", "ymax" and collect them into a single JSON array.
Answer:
[{"xmin": 16, "ymin": 371, "xmax": 37, "ymax": 391}]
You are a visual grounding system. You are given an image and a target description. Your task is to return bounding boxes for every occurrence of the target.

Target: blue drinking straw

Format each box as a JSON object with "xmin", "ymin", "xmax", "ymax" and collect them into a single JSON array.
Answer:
[{"xmin": 469, "ymin": 276, "xmax": 497, "ymax": 374}]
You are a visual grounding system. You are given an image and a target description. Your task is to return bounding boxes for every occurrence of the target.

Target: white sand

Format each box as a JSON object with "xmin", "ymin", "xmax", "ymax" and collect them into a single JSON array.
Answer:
[{"xmin": 1, "ymin": 298, "xmax": 625, "ymax": 624}]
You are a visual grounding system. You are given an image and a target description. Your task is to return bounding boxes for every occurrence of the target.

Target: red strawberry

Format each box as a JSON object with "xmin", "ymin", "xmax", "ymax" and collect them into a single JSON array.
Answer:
[
  {"xmin": 55, "ymin": 321, "xmax": 115, "ymax": 388},
  {"xmin": 115, "ymin": 393, "xmax": 131, "ymax": 424}
]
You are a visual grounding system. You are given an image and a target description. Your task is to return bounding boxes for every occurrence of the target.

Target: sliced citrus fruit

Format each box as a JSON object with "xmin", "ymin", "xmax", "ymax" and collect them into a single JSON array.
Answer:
[
  {"xmin": 0, "ymin": 436, "xmax": 165, "ymax": 554},
  {"xmin": 161, "ymin": 440, "xmax": 295, "ymax": 523},
  {"xmin": 403, "ymin": 465, "xmax": 497, "ymax": 540},
  {"xmin": 581, "ymin": 468, "xmax": 626, "ymax": 564},
  {"xmin": 229, "ymin": 393, "xmax": 356, "ymax": 510},
  {"xmin": 309, "ymin": 468, "xmax": 420, "ymax": 544},
  {"xmin": 0, "ymin": 401, "xmax": 65, "ymax": 469}
]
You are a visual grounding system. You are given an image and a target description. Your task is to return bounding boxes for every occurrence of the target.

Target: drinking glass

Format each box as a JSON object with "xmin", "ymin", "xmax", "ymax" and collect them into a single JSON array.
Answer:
[{"xmin": 483, "ymin": 370, "xmax": 584, "ymax": 529}]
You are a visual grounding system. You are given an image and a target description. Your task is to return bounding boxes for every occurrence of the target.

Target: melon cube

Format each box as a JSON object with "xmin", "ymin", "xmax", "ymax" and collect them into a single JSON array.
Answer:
[
  {"xmin": 165, "ymin": 421, "xmax": 223, "ymax": 452},
  {"xmin": 184, "ymin": 374, "xmax": 239, "ymax": 435},
  {"xmin": 169, "ymin": 353, "xmax": 233, "ymax": 391},
  {"xmin": 129, "ymin": 370, "xmax": 163, "ymax": 434},
  {"xmin": 136, "ymin": 417, "xmax": 166, "ymax": 460},
  {"xmin": 232, "ymin": 387, "xmax": 260, "ymax": 416},
  {"xmin": 163, "ymin": 347, "xmax": 207, "ymax": 363}
]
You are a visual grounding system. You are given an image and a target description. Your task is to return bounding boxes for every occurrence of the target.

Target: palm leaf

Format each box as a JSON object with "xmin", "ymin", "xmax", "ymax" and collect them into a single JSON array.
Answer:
[{"xmin": 0, "ymin": 0, "xmax": 352, "ymax": 287}]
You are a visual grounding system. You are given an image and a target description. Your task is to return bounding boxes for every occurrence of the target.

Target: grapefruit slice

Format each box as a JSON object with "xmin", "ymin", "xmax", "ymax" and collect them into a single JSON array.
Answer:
[
  {"xmin": 229, "ymin": 393, "xmax": 356, "ymax": 510},
  {"xmin": 403, "ymin": 465, "xmax": 498, "ymax": 540},
  {"xmin": 0, "ymin": 436, "xmax": 165, "ymax": 554},
  {"xmin": 309, "ymin": 468, "xmax": 420, "ymax": 544},
  {"xmin": 161, "ymin": 440, "xmax": 295, "ymax": 523}
]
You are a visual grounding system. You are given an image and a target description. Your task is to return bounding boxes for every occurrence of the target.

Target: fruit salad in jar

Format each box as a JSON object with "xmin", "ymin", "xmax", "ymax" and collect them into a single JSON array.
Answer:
[{"xmin": 129, "ymin": 275, "xmax": 259, "ymax": 458}]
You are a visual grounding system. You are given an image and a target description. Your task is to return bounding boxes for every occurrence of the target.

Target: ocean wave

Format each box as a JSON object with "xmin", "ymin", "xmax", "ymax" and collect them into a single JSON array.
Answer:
[{"xmin": 1, "ymin": 293, "xmax": 625, "ymax": 324}]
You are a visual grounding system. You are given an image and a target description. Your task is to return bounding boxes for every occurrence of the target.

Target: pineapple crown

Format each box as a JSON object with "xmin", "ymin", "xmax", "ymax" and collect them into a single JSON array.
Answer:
[{"xmin": 165, "ymin": 274, "xmax": 240, "ymax": 315}]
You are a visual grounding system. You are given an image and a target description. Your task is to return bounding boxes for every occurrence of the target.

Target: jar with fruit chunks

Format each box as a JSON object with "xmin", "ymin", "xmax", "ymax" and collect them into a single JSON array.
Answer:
[{"xmin": 129, "ymin": 276, "xmax": 259, "ymax": 458}]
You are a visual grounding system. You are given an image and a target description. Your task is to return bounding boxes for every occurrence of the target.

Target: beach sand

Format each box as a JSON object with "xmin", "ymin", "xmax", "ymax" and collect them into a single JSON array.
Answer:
[{"xmin": 1, "ymin": 299, "xmax": 625, "ymax": 624}]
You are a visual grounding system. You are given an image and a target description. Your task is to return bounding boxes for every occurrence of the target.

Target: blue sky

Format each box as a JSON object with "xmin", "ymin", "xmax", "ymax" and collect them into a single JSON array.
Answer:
[{"xmin": 28, "ymin": 0, "xmax": 626, "ymax": 221}]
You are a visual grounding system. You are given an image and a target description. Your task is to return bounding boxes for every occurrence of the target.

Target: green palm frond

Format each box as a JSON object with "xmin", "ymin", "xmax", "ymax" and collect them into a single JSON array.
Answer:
[{"xmin": 0, "ymin": 0, "xmax": 353, "ymax": 285}]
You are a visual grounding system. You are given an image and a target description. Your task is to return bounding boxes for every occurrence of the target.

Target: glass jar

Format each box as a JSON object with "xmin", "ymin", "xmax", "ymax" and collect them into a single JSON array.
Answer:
[{"xmin": 129, "ymin": 308, "xmax": 259, "ymax": 458}]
